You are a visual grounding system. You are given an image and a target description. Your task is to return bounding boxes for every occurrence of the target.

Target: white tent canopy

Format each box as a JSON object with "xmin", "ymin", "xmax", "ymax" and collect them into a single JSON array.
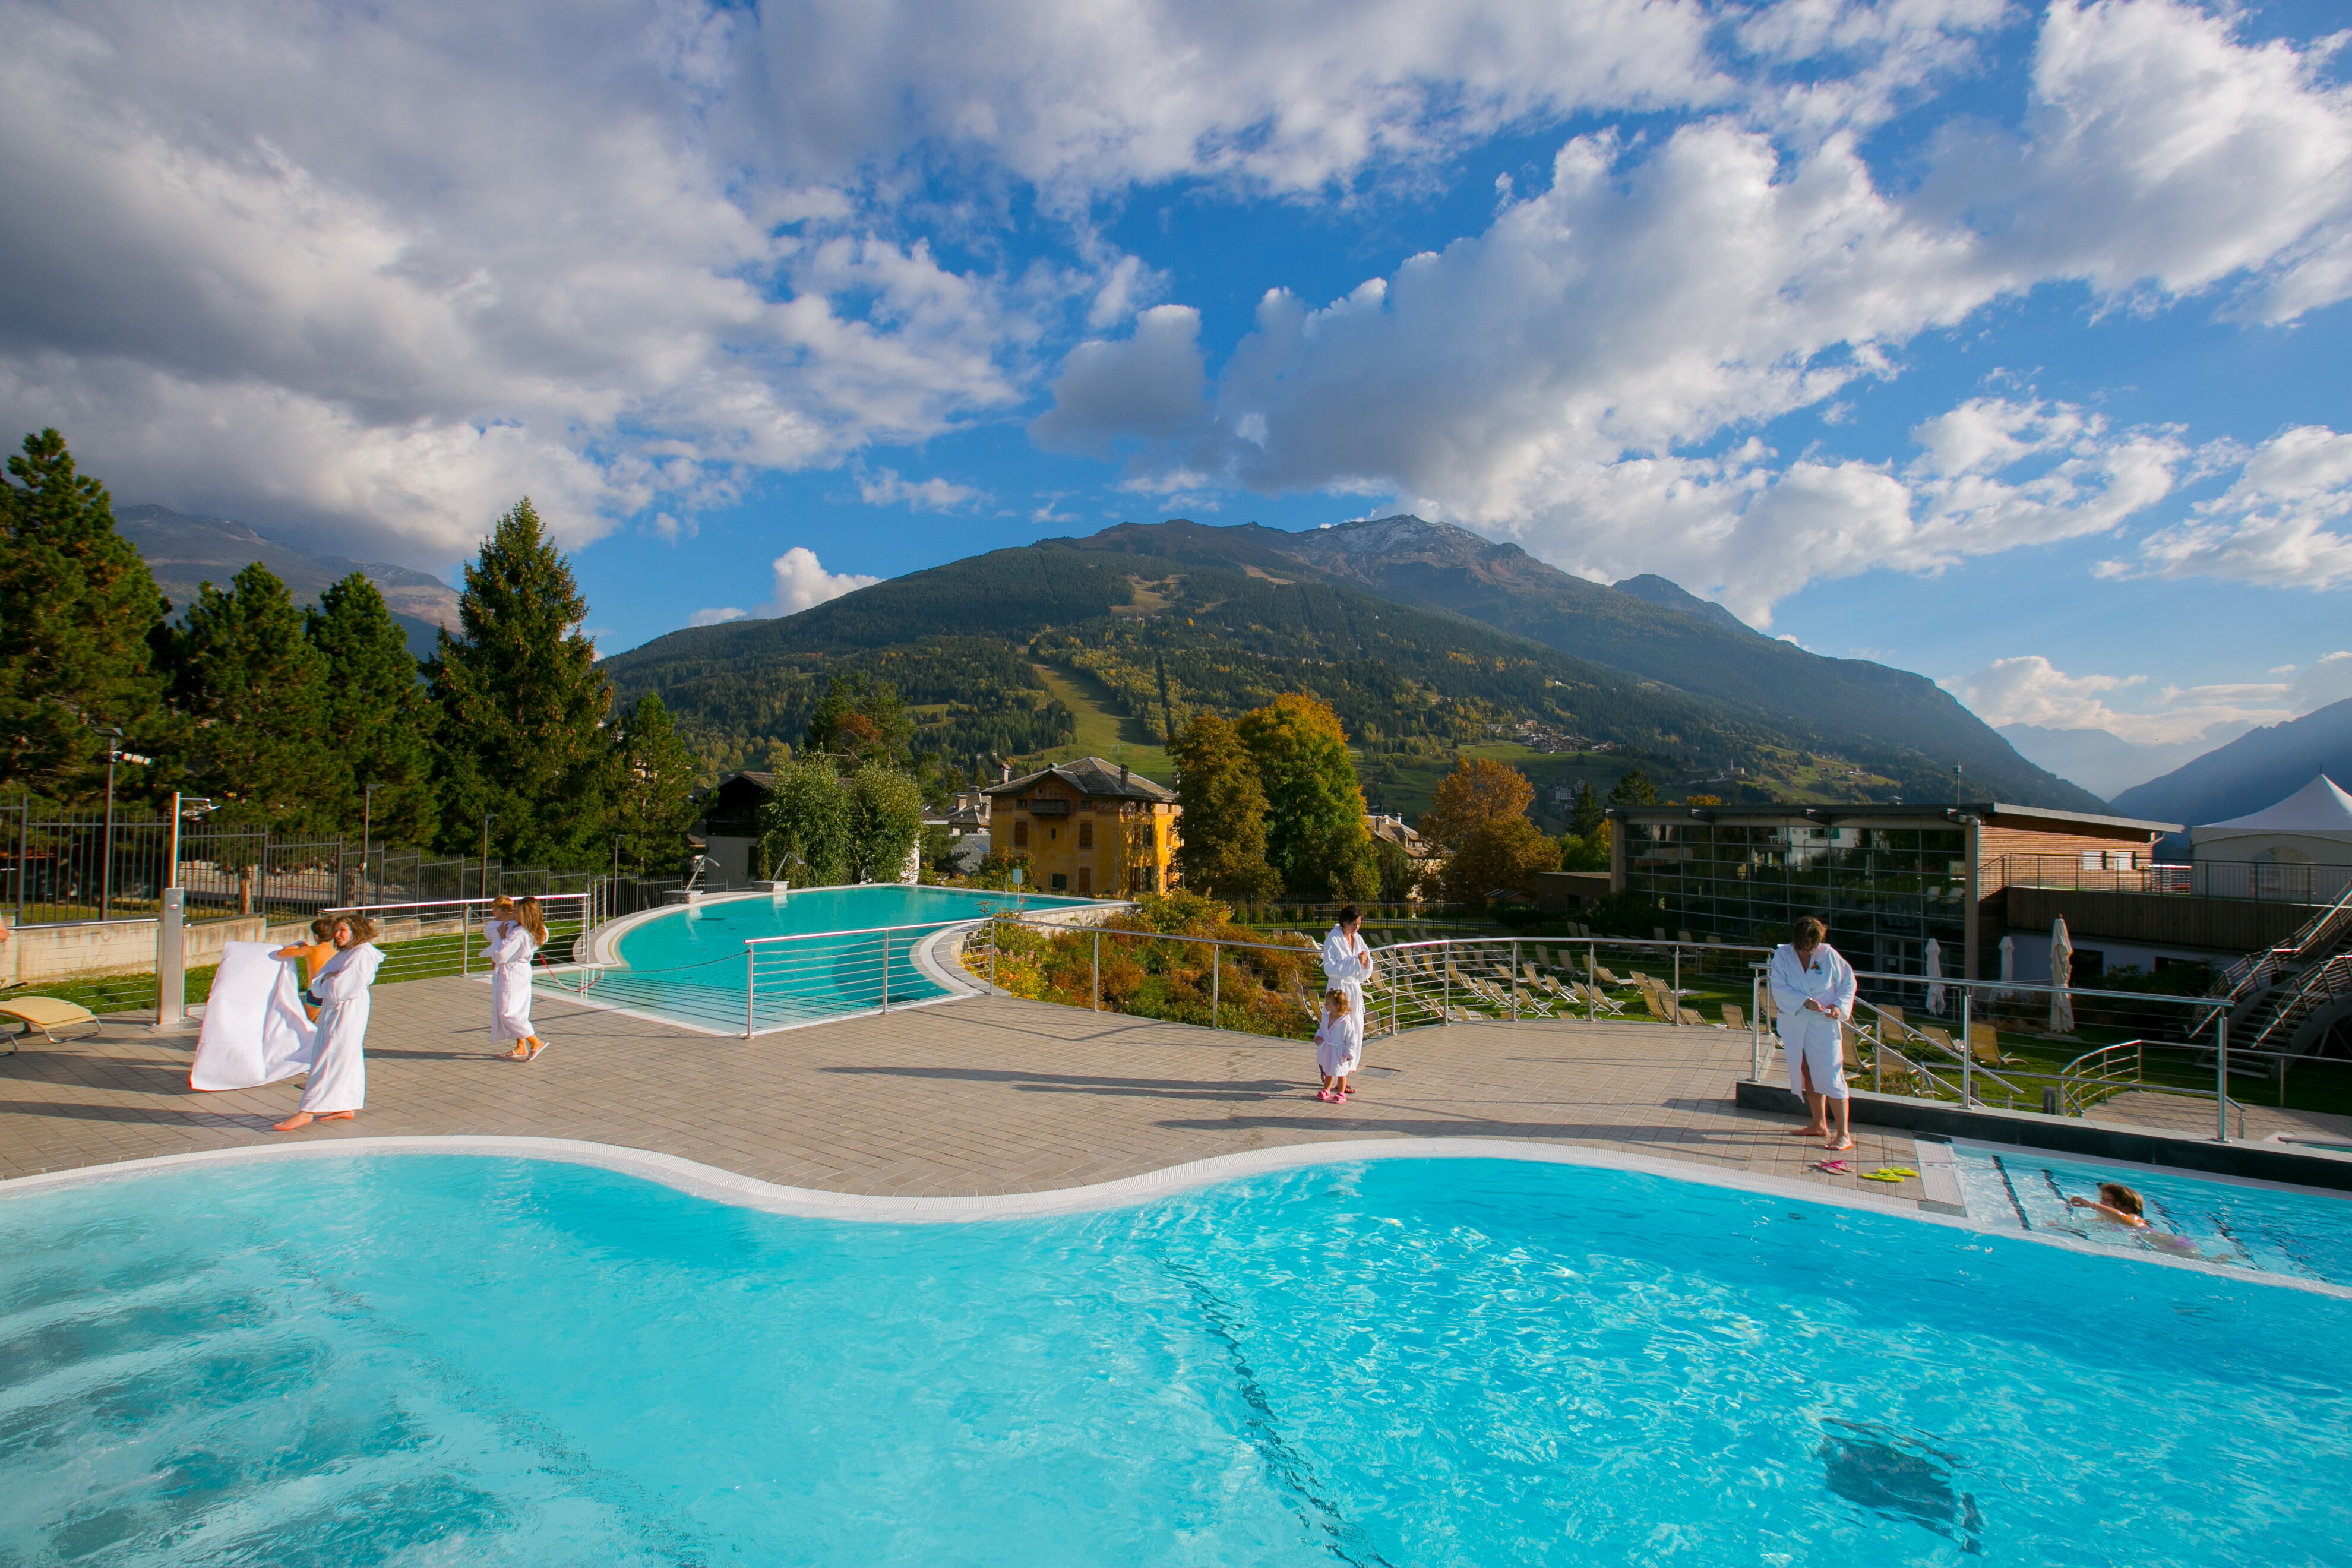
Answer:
[{"xmin": 2190, "ymin": 775, "xmax": 2352, "ymax": 864}]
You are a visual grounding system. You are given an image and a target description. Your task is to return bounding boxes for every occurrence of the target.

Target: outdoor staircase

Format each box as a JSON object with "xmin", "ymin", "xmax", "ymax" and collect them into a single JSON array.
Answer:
[{"xmin": 2204, "ymin": 886, "xmax": 2352, "ymax": 1074}]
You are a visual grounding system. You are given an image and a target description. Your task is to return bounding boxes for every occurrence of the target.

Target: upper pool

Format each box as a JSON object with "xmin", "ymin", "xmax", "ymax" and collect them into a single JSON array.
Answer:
[
  {"xmin": 554, "ymin": 884, "xmax": 1092, "ymax": 1034},
  {"xmin": 7, "ymin": 1153, "xmax": 2350, "ymax": 1565}
]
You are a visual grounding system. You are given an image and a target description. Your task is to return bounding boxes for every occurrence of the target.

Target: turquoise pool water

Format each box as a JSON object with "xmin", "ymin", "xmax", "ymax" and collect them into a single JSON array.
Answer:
[
  {"xmin": 7, "ymin": 1155, "xmax": 2351, "ymax": 1565},
  {"xmin": 558, "ymin": 885, "xmax": 1089, "ymax": 1032},
  {"xmin": 1952, "ymin": 1142, "xmax": 2352, "ymax": 1285}
]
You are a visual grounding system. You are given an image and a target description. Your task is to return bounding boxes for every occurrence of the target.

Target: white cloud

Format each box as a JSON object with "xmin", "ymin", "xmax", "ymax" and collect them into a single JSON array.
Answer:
[
  {"xmin": 1035, "ymin": 2, "xmax": 2352, "ymax": 615},
  {"xmin": 689, "ymin": 606, "xmax": 749, "ymax": 627},
  {"xmin": 759, "ymin": 546, "xmax": 883, "ymax": 617},
  {"xmin": 1952, "ymin": 643, "xmax": 2352, "ymax": 753},
  {"xmin": 2108, "ymin": 426, "xmax": 2352, "ymax": 588},
  {"xmin": 856, "ymin": 467, "xmax": 984, "ymax": 511}
]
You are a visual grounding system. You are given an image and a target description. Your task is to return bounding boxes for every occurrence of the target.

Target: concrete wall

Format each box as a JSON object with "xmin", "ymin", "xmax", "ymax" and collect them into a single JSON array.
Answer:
[{"xmin": 2, "ymin": 912, "xmax": 434, "ymax": 988}]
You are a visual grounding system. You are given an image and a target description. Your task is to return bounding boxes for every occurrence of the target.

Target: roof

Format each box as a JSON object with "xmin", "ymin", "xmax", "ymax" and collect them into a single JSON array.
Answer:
[
  {"xmin": 984, "ymin": 757, "xmax": 1176, "ymax": 804},
  {"xmin": 2191, "ymin": 775, "xmax": 2352, "ymax": 843},
  {"xmin": 1607, "ymin": 801, "xmax": 2182, "ymax": 836}
]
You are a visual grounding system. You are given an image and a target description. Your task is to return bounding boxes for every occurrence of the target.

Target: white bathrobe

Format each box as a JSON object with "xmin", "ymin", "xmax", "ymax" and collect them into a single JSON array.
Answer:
[
  {"xmin": 298, "ymin": 941, "xmax": 384, "ymax": 1114},
  {"xmin": 1320, "ymin": 924, "xmax": 1374, "ymax": 1017},
  {"xmin": 484, "ymin": 920, "xmax": 540, "ymax": 1044},
  {"xmin": 1316, "ymin": 1002, "xmax": 1364, "ymax": 1079},
  {"xmin": 1769, "ymin": 941, "xmax": 1857, "ymax": 1100}
]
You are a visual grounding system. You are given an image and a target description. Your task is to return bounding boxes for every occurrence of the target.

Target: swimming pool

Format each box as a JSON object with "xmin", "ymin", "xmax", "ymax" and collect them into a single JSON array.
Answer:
[
  {"xmin": 1951, "ymin": 1140, "xmax": 2352, "ymax": 1285},
  {"xmin": 556, "ymin": 884, "xmax": 1092, "ymax": 1034},
  {"xmin": 8, "ymin": 1152, "xmax": 2350, "ymax": 1564}
]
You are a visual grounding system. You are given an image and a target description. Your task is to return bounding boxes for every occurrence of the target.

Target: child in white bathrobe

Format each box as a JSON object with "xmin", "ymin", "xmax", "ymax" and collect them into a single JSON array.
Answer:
[
  {"xmin": 1315, "ymin": 987, "xmax": 1364, "ymax": 1103},
  {"xmin": 483, "ymin": 895, "xmax": 548, "ymax": 1061},
  {"xmin": 273, "ymin": 913, "xmax": 384, "ymax": 1133}
]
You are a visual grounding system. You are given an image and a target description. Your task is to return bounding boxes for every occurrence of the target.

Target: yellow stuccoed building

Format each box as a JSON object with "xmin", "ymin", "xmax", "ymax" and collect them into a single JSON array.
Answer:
[{"xmin": 983, "ymin": 758, "xmax": 1181, "ymax": 896}]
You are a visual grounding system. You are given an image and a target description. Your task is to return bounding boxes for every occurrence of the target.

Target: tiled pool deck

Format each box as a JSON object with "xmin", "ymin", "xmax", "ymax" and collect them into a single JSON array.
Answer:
[{"xmin": 5, "ymin": 981, "xmax": 2344, "ymax": 1207}]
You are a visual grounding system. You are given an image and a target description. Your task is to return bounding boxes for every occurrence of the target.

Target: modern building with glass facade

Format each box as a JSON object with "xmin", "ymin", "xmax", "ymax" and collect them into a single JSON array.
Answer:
[{"xmin": 1607, "ymin": 802, "xmax": 2178, "ymax": 985}]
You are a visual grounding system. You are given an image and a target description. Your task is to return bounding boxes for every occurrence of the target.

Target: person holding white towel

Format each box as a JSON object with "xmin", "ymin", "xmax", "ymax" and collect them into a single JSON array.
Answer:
[
  {"xmin": 273, "ymin": 913, "xmax": 384, "ymax": 1133},
  {"xmin": 485, "ymin": 895, "xmax": 549, "ymax": 1061},
  {"xmin": 1768, "ymin": 916, "xmax": 1858, "ymax": 1151}
]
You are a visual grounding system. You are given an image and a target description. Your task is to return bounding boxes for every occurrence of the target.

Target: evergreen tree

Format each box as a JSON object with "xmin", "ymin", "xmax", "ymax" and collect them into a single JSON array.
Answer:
[
  {"xmin": 806, "ymin": 672, "xmax": 913, "ymax": 765},
  {"xmin": 0, "ymin": 429, "xmax": 169, "ymax": 802},
  {"xmin": 1235, "ymin": 693, "xmax": 1377, "ymax": 902},
  {"xmin": 1607, "ymin": 768, "xmax": 1660, "ymax": 807},
  {"xmin": 307, "ymin": 573, "xmax": 436, "ymax": 848},
  {"xmin": 755, "ymin": 754, "xmax": 851, "ymax": 884},
  {"xmin": 428, "ymin": 499, "xmax": 615, "ymax": 866},
  {"xmin": 1169, "ymin": 712, "xmax": 1278, "ymax": 899},
  {"xmin": 845, "ymin": 763, "xmax": 925, "ymax": 882},
  {"xmin": 160, "ymin": 562, "xmax": 341, "ymax": 828},
  {"xmin": 1569, "ymin": 780, "xmax": 1605, "ymax": 840},
  {"xmin": 614, "ymin": 693, "xmax": 698, "ymax": 876}
]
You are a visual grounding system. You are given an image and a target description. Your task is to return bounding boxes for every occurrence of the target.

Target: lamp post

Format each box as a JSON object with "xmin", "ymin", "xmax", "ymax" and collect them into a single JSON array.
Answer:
[
  {"xmin": 481, "ymin": 813, "xmax": 496, "ymax": 901},
  {"xmin": 98, "ymin": 729, "xmax": 152, "ymax": 921},
  {"xmin": 361, "ymin": 783, "xmax": 379, "ymax": 906}
]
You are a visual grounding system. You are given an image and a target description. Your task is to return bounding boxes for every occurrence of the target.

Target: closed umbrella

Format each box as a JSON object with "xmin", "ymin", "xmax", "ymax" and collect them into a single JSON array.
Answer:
[
  {"xmin": 2048, "ymin": 916, "xmax": 2075, "ymax": 1034},
  {"xmin": 1924, "ymin": 936, "xmax": 1946, "ymax": 1017},
  {"xmin": 1998, "ymin": 934, "xmax": 2015, "ymax": 998}
]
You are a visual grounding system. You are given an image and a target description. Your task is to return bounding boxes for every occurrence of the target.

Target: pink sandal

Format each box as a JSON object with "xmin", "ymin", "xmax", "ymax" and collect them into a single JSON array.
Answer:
[
  {"xmin": 1317, "ymin": 1088, "xmax": 1336, "ymax": 1102},
  {"xmin": 1335, "ymin": 1090, "xmax": 1349, "ymax": 1104}
]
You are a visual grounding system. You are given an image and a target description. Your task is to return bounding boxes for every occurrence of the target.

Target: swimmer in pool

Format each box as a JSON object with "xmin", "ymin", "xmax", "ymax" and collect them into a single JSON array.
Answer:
[{"xmin": 2067, "ymin": 1181, "xmax": 2149, "ymax": 1228}]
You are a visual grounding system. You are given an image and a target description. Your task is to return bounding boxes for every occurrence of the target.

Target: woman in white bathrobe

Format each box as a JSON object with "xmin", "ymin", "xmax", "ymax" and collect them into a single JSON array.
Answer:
[
  {"xmin": 1320, "ymin": 905, "xmax": 1375, "ymax": 1022},
  {"xmin": 1768, "ymin": 915, "xmax": 1858, "ymax": 1152},
  {"xmin": 273, "ymin": 913, "xmax": 385, "ymax": 1132},
  {"xmin": 485, "ymin": 896, "xmax": 548, "ymax": 1061}
]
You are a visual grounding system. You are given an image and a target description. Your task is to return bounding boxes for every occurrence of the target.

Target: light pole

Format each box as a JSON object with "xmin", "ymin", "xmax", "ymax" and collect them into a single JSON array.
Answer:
[
  {"xmin": 481, "ymin": 813, "xmax": 496, "ymax": 901},
  {"xmin": 362, "ymin": 783, "xmax": 379, "ymax": 906},
  {"xmin": 99, "ymin": 728, "xmax": 152, "ymax": 921}
]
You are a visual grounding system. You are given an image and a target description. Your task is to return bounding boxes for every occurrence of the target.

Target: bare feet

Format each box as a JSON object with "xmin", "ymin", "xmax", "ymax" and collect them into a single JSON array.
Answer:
[
  {"xmin": 1826, "ymin": 1136, "xmax": 1855, "ymax": 1152},
  {"xmin": 521, "ymin": 1039, "xmax": 547, "ymax": 1061},
  {"xmin": 504, "ymin": 1042, "xmax": 531, "ymax": 1061},
  {"xmin": 322, "ymin": 1111, "xmax": 355, "ymax": 1120},
  {"xmin": 1790, "ymin": 1125, "xmax": 1829, "ymax": 1139},
  {"xmin": 271, "ymin": 1112, "xmax": 314, "ymax": 1132}
]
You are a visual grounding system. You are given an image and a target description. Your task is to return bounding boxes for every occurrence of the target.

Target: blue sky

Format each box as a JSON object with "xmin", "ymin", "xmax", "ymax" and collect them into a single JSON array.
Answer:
[{"xmin": 6, "ymin": 0, "xmax": 2351, "ymax": 759}]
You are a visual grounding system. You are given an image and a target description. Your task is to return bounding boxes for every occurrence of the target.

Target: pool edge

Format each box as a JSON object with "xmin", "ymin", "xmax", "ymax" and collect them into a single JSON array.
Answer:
[{"xmin": 8, "ymin": 1132, "xmax": 2350, "ymax": 1298}]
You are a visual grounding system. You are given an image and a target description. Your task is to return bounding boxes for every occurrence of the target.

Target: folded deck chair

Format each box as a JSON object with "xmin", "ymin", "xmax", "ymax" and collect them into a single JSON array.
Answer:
[{"xmin": 0, "ymin": 994, "xmax": 103, "ymax": 1051}]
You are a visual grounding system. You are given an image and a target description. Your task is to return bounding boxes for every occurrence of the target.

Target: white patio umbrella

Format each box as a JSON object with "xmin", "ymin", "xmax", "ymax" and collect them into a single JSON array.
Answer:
[
  {"xmin": 2048, "ymin": 916, "xmax": 2075, "ymax": 1034},
  {"xmin": 1924, "ymin": 937, "xmax": 1946, "ymax": 1017},
  {"xmin": 1998, "ymin": 934, "xmax": 2016, "ymax": 998}
]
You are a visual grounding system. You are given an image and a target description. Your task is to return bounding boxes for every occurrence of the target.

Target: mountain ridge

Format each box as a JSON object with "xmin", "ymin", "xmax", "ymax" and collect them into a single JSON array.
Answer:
[{"xmin": 2109, "ymin": 699, "xmax": 2352, "ymax": 826}]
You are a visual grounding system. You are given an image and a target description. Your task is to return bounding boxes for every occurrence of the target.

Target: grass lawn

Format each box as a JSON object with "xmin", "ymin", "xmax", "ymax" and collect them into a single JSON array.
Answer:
[{"xmin": 1027, "ymin": 662, "xmax": 1172, "ymax": 782}]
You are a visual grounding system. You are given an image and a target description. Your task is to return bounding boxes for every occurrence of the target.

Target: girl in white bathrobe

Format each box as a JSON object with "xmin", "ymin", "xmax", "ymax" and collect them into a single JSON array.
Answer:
[
  {"xmin": 485, "ymin": 896, "xmax": 548, "ymax": 1061},
  {"xmin": 1314, "ymin": 987, "xmax": 1364, "ymax": 1103},
  {"xmin": 273, "ymin": 913, "xmax": 385, "ymax": 1132}
]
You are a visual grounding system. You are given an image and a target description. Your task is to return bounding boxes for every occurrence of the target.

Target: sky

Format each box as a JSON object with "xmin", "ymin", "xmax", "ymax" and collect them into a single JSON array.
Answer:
[{"xmin": 5, "ymin": 0, "xmax": 2351, "ymax": 762}]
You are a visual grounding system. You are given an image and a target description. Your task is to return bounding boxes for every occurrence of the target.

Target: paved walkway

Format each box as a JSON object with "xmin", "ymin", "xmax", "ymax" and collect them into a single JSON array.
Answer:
[{"xmin": 0, "ymin": 980, "xmax": 1944, "ymax": 1207}]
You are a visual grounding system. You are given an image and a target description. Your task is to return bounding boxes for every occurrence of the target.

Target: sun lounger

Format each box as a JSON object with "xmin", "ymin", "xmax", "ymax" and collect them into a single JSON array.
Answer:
[
  {"xmin": 0, "ymin": 994, "xmax": 102, "ymax": 1051},
  {"xmin": 1840, "ymin": 1023, "xmax": 1869, "ymax": 1074},
  {"xmin": 1721, "ymin": 1003, "xmax": 1745, "ymax": 1030},
  {"xmin": 1967, "ymin": 1023, "xmax": 2016, "ymax": 1067},
  {"xmin": 1640, "ymin": 988, "xmax": 1674, "ymax": 1023},
  {"xmin": 1591, "ymin": 965, "xmax": 1625, "ymax": 988},
  {"xmin": 1676, "ymin": 1005, "xmax": 1706, "ymax": 1026}
]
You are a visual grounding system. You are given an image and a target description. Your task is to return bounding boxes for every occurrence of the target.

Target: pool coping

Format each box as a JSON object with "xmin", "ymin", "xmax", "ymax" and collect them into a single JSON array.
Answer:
[{"xmin": 9, "ymin": 1132, "xmax": 2348, "ymax": 1299}]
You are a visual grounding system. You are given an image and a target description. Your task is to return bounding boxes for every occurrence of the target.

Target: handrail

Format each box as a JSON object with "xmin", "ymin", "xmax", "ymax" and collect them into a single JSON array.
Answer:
[
  {"xmin": 2059, "ymin": 1039, "xmax": 2248, "ymax": 1138},
  {"xmin": 324, "ymin": 892, "xmax": 589, "ymax": 916},
  {"xmin": 2246, "ymin": 951, "xmax": 2352, "ymax": 1054}
]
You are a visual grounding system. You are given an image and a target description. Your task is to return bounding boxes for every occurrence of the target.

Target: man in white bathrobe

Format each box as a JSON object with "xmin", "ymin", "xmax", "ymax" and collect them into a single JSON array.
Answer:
[
  {"xmin": 1320, "ymin": 905, "xmax": 1375, "ymax": 1025},
  {"xmin": 1769, "ymin": 916, "xmax": 1858, "ymax": 1152}
]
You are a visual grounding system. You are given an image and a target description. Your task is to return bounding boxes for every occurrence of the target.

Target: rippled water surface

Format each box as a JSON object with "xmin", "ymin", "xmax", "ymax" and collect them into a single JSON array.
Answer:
[{"xmin": 5, "ymin": 1155, "xmax": 2350, "ymax": 1566}]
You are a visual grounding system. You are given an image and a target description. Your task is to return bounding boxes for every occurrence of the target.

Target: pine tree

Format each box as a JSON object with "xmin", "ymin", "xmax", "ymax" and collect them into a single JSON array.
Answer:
[
  {"xmin": 0, "ymin": 429, "xmax": 169, "ymax": 802},
  {"xmin": 1569, "ymin": 780, "xmax": 1605, "ymax": 840},
  {"xmin": 614, "ymin": 693, "xmax": 697, "ymax": 875},
  {"xmin": 1169, "ymin": 712, "xmax": 1278, "ymax": 899},
  {"xmin": 161, "ymin": 562, "xmax": 341, "ymax": 828},
  {"xmin": 807, "ymin": 673, "xmax": 913, "ymax": 765},
  {"xmin": 307, "ymin": 573, "xmax": 437, "ymax": 849},
  {"xmin": 427, "ymin": 500, "xmax": 616, "ymax": 866},
  {"xmin": 1234, "ymin": 693, "xmax": 1377, "ymax": 902},
  {"xmin": 1607, "ymin": 768, "xmax": 1660, "ymax": 807}
]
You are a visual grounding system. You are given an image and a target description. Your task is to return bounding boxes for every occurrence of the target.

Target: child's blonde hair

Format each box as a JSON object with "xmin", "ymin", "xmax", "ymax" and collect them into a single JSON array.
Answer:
[
  {"xmin": 1323, "ymin": 987, "xmax": 1351, "ymax": 1017},
  {"xmin": 516, "ymin": 896, "xmax": 549, "ymax": 946}
]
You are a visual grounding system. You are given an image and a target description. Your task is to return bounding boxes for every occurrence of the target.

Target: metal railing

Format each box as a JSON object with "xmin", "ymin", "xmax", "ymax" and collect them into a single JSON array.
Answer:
[
  {"xmin": 2212, "ymin": 881, "xmax": 2352, "ymax": 1004},
  {"xmin": 321, "ymin": 893, "xmax": 593, "ymax": 989},
  {"xmin": 2060, "ymin": 1040, "xmax": 2249, "ymax": 1139},
  {"xmin": 2005, "ymin": 853, "xmax": 2352, "ymax": 906}
]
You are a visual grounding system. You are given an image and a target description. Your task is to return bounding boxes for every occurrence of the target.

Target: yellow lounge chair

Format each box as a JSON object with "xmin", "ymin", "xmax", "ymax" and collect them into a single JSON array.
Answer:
[
  {"xmin": 0, "ymin": 994, "xmax": 102, "ymax": 1052},
  {"xmin": 1721, "ymin": 1003, "xmax": 1745, "ymax": 1030}
]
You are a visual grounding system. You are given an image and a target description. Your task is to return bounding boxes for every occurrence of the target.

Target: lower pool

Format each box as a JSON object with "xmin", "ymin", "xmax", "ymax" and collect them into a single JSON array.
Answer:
[
  {"xmin": 6, "ymin": 1154, "xmax": 2350, "ymax": 1565},
  {"xmin": 557, "ymin": 884, "xmax": 1090, "ymax": 1033}
]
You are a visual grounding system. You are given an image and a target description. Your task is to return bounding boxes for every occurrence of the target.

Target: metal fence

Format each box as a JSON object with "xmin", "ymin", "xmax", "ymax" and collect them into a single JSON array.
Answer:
[
  {"xmin": 0, "ymin": 798, "xmax": 597, "ymax": 930},
  {"xmin": 2005, "ymin": 853, "xmax": 2352, "ymax": 906}
]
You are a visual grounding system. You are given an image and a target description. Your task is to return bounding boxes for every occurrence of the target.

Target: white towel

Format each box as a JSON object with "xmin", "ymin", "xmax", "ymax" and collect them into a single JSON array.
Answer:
[{"xmin": 190, "ymin": 941, "xmax": 318, "ymax": 1091}]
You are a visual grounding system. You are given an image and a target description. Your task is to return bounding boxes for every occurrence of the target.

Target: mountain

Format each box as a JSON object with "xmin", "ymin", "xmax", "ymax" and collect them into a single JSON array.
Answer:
[
  {"xmin": 1610, "ymin": 573, "xmax": 1766, "ymax": 639},
  {"xmin": 603, "ymin": 532, "xmax": 1799, "ymax": 788},
  {"xmin": 2109, "ymin": 699, "xmax": 2352, "ymax": 826},
  {"xmin": 1062, "ymin": 516, "xmax": 2103, "ymax": 811},
  {"xmin": 1995, "ymin": 723, "xmax": 2218, "ymax": 802},
  {"xmin": 605, "ymin": 521, "xmax": 2100, "ymax": 813},
  {"xmin": 115, "ymin": 505, "xmax": 460, "ymax": 659}
]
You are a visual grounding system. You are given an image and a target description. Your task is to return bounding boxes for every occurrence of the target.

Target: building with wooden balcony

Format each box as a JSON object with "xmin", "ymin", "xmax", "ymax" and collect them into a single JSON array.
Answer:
[{"xmin": 982, "ymin": 758, "xmax": 1180, "ymax": 897}]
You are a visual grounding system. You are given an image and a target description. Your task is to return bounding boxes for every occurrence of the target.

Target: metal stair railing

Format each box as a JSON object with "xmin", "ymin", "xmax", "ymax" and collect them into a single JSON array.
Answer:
[
  {"xmin": 2195, "ymin": 881, "xmax": 2352, "ymax": 1041},
  {"xmin": 2245, "ymin": 951, "xmax": 2352, "ymax": 1057}
]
